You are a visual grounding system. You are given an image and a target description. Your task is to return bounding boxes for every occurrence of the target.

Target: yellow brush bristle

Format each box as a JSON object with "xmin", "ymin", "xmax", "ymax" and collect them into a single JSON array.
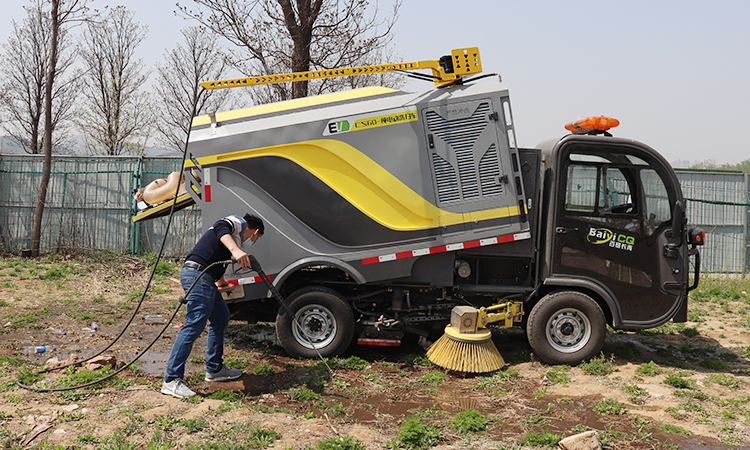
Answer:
[{"xmin": 426, "ymin": 332, "xmax": 505, "ymax": 373}]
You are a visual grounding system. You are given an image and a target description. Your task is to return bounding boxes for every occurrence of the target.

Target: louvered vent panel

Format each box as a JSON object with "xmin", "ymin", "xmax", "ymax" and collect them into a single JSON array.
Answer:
[
  {"xmin": 431, "ymin": 153, "xmax": 460, "ymax": 203},
  {"xmin": 478, "ymin": 144, "xmax": 504, "ymax": 196},
  {"xmin": 426, "ymin": 103, "xmax": 490, "ymax": 201}
]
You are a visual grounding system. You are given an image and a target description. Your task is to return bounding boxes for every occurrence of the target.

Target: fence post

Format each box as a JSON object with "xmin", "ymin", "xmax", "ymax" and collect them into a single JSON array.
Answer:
[{"xmin": 745, "ymin": 172, "xmax": 749, "ymax": 275}]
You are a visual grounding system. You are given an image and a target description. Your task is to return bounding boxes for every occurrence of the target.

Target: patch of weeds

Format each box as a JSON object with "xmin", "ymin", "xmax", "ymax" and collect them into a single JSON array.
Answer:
[
  {"xmin": 180, "ymin": 418, "xmax": 210, "ymax": 433},
  {"xmin": 543, "ymin": 365, "xmax": 571, "ymax": 384},
  {"xmin": 387, "ymin": 416, "xmax": 444, "ymax": 450},
  {"xmin": 447, "ymin": 409, "xmax": 492, "ymax": 433},
  {"xmin": 329, "ymin": 356, "xmax": 369, "ymax": 370},
  {"xmin": 620, "ymin": 384, "xmax": 648, "ymax": 404},
  {"xmin": 399, "ymin": 353, "xmax": 434, "ymax": 368},
  {"xmin": 698, "ymin": 358, "xmax": 728, "ymax": 371},
  {"xmin": 315, "ymin": 436, "xmax": 364, "ymax": 450},
  {"xmin": 720, "ymin": 436, "xmax": 742, "ymax": 446},
  {"xmin": 0, "ymin": 355, "xmax": 23, "ymax": 368},
  {"xmin": 57, "ymin": 412, "xmax": 87, "ymax": 423},
  {"xmin": 0, "ymin": 411, "xmax": 12, "ymax": 421},
  {"xmin": 324, "ymin": 403, "xmax": 351, "ymax": 416},
  {"xmin": 521, "ymin": 412, "xmax": 549, "ymax": 425},
  {"xmin": 74, "ymin": 433, "xmax": 98, "ymax": 445},
  {"xmin": 680, "ymin": 327, "xmax": 700, "ymax": 337},
  {"xmin": 56, "ymin": 367, "xmax": 113, "ymax": 389},
  {"xmin": 579, "ymin": 353, "xmax": 616, "ymax": 376},
  {"xmin": 39, "ymin": 266, "xmax": 69, "ymax": 280},
  {"xmin": 678, "ymin": 402, "xmax": 706, "ymax": 413},
  {"xmin": 150, "ymin": 261, "xmax": 177, "ymax": 277},
  {"xmin": 248, "ymin": 428, "xmax": 281, "ymax": 449},
  {"xmin": 663, "ymin": 374, "xmax": 698, "ymax": 390},
  {"xmin": 288, "ymin": 387, "xmax": 322, "ymax": 402},
  {"xmin": 635, "ymin": 360, "xmax": 666, "ymax": 377},
  {"xmin": 659, "ymin": 423, "xmax": 692, "ymax": 436},
  {"xmin": 672, "ymin": 390, "xmax": 709, "ymax": 401},
  {"xmin": 224, "ymin": 357, "xmax": 248, "ymax": 369},
  {"xmin": 704, "ymin": 373, "xmax": 740, "ymax": 390},
  {"xmin": 151, "ymin": 415, "xmax": 180, "ymax": 432},
  {"xmin": 191, "ymin": 356, "xmax": 206, "ymax": 364},
  {"xmin": 532, "ymin": 387, "xmax": 548, "ymax": 397},
  {"xmin": 494, "ymin": 366, "xmax": 522, "ymax": 381},
  {"xmin": 592, "ymin": 398, "xmax": 626, "ymax": 415},
  {"xmin": 517, "ymin": 430, "xmax": 563, "ymax": 447},
  {"xmin": 16, "ymin": 366, "xmax": 44, "ymax": 386},
  {"xmin": 664, "ymin": 406, "xmax": 686, "ymax": 420},
  {"xmin": 182, "ymin": 395, "xmax": 203, "ymax": 404},
  {"xmin": 416, "ymin": 372, "xmax": 445, "ymax": 386},
  {"xmin": 248, "ymin": 404, "xmax": 290, "ymax": 414},
  {"xmin": 208, "ymin": 389, "xmax": 241, "ymax": 401},
  {"xmin": 252, "ymin": 364, "xmax": 277, "ymax": 375}
]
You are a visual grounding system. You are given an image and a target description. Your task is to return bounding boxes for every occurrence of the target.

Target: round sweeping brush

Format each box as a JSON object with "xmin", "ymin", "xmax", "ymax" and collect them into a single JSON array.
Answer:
[{"xmin": 426, "ymin": 325, "xmax": 505, "ymax": 373}]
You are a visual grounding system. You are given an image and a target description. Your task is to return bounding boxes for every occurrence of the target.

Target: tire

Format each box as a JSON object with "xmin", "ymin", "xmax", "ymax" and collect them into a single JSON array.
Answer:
[
  {"xmin": 527, "ymin": 291, "xmax": 606, "ymax": 365},
  {"xmin": 276, "ymin": 286, "xmax": 355, "ymax": 358}
]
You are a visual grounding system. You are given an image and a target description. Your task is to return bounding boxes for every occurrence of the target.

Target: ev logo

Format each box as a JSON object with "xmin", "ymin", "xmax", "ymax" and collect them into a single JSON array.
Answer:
[{"xmin": 326, "ymin": 120, "xmax": 350, "ymax": 134}]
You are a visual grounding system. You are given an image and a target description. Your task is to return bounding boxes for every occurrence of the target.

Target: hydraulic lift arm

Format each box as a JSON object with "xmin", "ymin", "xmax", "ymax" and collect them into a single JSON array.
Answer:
[{"xmin": 201, "ymin": 47, "xmax": 483, "ymax": 90}]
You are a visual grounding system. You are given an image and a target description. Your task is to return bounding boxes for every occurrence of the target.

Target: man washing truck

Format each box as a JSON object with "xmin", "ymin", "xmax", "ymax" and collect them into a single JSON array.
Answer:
[{"xmin": 135, "ymin": 48, "xmax": 704, "ymax": 371}]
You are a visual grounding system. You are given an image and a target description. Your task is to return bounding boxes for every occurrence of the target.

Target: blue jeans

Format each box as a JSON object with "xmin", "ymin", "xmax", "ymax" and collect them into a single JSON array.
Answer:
[{"xmin": 164, "ymin": 266, "xmax": 230, "ymax": 382}]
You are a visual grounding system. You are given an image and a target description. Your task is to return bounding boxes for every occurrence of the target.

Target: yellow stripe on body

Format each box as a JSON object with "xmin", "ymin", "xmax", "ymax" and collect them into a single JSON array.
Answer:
[
  {"xmin": 191, "ymin": 87, "xmax": 398, "ymax": 127},
  {"xmin": 187, "ymin": 139, "xmax": 524, "ymax": 231}
]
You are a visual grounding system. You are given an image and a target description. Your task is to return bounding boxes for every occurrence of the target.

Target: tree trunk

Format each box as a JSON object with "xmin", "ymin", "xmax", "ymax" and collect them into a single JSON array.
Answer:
[{"xmin": 30, "ymin": 0, "xmax": 59, "ymax": 257}]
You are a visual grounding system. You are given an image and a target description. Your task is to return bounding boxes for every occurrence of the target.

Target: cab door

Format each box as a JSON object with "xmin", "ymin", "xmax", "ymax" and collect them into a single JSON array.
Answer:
[{"xmin": 551, "ymin": 141, "xmax": 686, "ymax": 327}]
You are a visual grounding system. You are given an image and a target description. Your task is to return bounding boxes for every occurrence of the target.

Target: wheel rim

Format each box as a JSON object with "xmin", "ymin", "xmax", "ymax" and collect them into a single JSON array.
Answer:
[
  {"xmin": 292, "ymin": 304, "xmax": 337, "ymax": 350},
  {"xmin": 545, "ymin": 308, "xmax": 591, "ymax": 353}
]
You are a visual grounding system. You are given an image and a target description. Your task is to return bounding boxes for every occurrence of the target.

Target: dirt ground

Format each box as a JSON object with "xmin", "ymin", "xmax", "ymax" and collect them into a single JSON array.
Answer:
[{"xmin": 1, "ymin": 253, "xmax": 749, "ymax": 449}]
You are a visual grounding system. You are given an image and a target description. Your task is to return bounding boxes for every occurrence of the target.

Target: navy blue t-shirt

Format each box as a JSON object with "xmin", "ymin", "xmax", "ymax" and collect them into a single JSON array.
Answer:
[{"xmin": 185, "ymin": 215, "xmax": 246, "ymax": 280}]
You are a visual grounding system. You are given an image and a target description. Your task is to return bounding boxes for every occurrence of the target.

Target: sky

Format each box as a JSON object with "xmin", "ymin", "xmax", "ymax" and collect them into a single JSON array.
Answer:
[{"xmin": 1, "ymin": 1, "xmax": 749, "ymax": 166}]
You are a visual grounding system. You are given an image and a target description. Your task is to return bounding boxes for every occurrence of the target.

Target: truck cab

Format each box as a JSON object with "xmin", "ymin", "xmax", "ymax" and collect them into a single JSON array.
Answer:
[{"xmin": 523, "ymin": 134, "xmax": 701, "ymax": 364}]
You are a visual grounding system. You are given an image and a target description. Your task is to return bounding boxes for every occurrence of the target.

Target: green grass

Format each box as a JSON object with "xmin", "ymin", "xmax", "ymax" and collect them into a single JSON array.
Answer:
[
  {"xmin": 592, "ymin": 398, "xmax": 627, "ymax": 415},
  {"xmin": 517, "ymin": 430, "xmax": 563, "ymax": 447},
  {"xmin": 288, "ymin": 387, "xmax": 322, "ymax": 402},
  {"xmin": 315, "ymin": 436, "xmax": 365, "ymax": 450},
  {"xmin": 387, "ymin": 416, "xmax": 444, "ymax": 450},
  {"xmin": 544, "ymin": 365, "xmax": 571, "ymax": 384},
  {"xmin": 447, "ymin": 409, "xmax": 493, "ymax": 433},
  {"xmin": 659, "ymin": 423, "xmax": 692, "ymax": 436},
  {"xmin": 579, "ymin": 353, "xmax": 616, "ymax": 376},
  {"xmin": 663, "ymin": 374, "xmax": 698, "ymax": 390},
  {"xmin": 416, "ymin": 372, "xmax": 445, "ymax": 386},
  {"xmin": 621, "ymin": 384, "xmax": 648, "ymax": 404},
  {"xmin": 252, "ymin": 364, "xmax": 278, "ymax": 375},
  {"xmin": 635, "ymin": 361, "xmax": 666, "ymax": 376}
]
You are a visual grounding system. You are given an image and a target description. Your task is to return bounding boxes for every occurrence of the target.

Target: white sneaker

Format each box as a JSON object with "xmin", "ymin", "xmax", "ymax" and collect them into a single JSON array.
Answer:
[
  {"xmin": 161, "ymin": 379, "xmax": 196, "ymax": 398},
  {"xmin": 205, "ymin": 365, "xmax": 243, "ymax": 382}
]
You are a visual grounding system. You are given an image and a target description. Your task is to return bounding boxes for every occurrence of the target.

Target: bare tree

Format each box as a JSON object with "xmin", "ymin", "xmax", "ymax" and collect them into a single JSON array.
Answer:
[
  {"xmin": 77, "ymin": 5, "xmax": 151, "ymax": 155},
  {"xmin": 30, "ymin": 0, "xmax": 88, "ymax": 257},
  {"xmin": 0, "ymin": 0, "xmax": 79, "ymax": 154},
  {"xmin": 154, "ymin": 26, "xmax": 234, "ymax": 152},
  {"xmin": 179, "ymin": 0, "xmax": 402, "ymax": 104}
]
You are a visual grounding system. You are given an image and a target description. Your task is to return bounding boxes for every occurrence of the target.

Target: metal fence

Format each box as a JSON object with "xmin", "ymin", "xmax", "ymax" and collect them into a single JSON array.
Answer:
[
  {"xmin": 676, "ymin": 170, "xmax": 750, "ymax": 273},
  {"xmin": 1, "ymin": 154, "xmax": 748, "ymax": 272},
  {"xmin": 0, "ymin": 154, "xmax": 201, "ymax": 258}
]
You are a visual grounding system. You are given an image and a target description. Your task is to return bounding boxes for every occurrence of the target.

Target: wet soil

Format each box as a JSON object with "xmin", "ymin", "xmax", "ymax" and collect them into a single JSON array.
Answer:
[{"xmin": 0, "ymin": 254, "xmax": 748, "ymax": 449}]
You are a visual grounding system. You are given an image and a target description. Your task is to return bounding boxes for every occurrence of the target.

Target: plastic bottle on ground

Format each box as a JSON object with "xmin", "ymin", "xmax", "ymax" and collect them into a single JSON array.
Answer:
[
  {"xmin": 47, "ymin": 327, "xmax": 66, "ymax": 336},
  {"xmin": 35, "ymin": 345, "xmax": 56, "ymax": 353}
]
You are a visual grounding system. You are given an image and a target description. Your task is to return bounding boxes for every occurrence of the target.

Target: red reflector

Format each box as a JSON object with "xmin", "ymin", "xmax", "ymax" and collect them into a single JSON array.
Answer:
[{"xmin": 358, "ymin": 338, "xmax": 401, "ymax": 347}]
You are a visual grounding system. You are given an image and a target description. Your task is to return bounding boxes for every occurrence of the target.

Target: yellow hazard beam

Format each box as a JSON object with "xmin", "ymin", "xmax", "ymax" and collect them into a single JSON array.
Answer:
[{"xmin": 201, "ymin": 47, "xmax": 482, "ymax": 90}]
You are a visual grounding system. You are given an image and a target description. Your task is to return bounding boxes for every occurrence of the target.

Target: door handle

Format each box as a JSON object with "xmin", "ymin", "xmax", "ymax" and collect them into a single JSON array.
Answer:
[{"xmin": 556, "ymin": 227, "xmax": 578, "ymax": 234}]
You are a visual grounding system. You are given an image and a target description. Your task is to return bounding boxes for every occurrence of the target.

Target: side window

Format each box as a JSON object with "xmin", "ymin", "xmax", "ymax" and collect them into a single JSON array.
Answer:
[
  {"xmin": 565, "ymin": 165, "xmax": 597, "ymax": 212},
  {"xmin": 640, "ymin": 168, "xmax": 671, "ymax": 235}
]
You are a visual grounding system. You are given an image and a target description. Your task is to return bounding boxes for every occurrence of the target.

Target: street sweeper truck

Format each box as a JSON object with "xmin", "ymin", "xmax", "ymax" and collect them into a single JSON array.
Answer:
[{"xmin": 133, "ymin": 47, "xmax": 704, "ymax": 371}]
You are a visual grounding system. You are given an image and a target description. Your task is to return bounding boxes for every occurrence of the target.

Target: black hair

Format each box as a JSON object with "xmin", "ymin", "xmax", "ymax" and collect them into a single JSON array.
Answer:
[{"xmin": 243, "ymin": 213, "xmax": 265, "ymax": 236}]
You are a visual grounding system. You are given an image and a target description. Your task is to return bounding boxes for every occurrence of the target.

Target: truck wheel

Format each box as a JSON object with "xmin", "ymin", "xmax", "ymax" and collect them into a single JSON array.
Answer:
[
  {"xmin": 527, "ymin": 291, "xmax": 606, "ymax": 365},
  {"xmin": 276, "ymin": 286, "xmax": 355, "ymax": 359}
]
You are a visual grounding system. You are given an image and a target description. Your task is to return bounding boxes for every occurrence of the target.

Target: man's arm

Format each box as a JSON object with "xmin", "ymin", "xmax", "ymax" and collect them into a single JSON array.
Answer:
[{"xmin": 219, "ymin": 234, "xmax": 250, "ymax": 271}]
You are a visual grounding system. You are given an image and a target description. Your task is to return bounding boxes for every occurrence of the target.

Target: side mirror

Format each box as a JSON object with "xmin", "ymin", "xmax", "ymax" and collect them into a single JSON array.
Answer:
[{"xmin": 671, "ymin": 201, "xmax": 685, "ymax": 238}]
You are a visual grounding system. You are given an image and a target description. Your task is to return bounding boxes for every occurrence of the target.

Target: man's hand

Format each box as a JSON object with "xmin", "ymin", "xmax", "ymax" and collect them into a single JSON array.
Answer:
[
  {"xmin": 217, "ymin": 276, "xmax": 234, "ymax": 291},
  {"xmin": 220, "ymin": 234, "xmax": 251, "ymax": 271},
  {"xmin": 231, "ymin": 248, "xmax": 250, "ymax": 271}
]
